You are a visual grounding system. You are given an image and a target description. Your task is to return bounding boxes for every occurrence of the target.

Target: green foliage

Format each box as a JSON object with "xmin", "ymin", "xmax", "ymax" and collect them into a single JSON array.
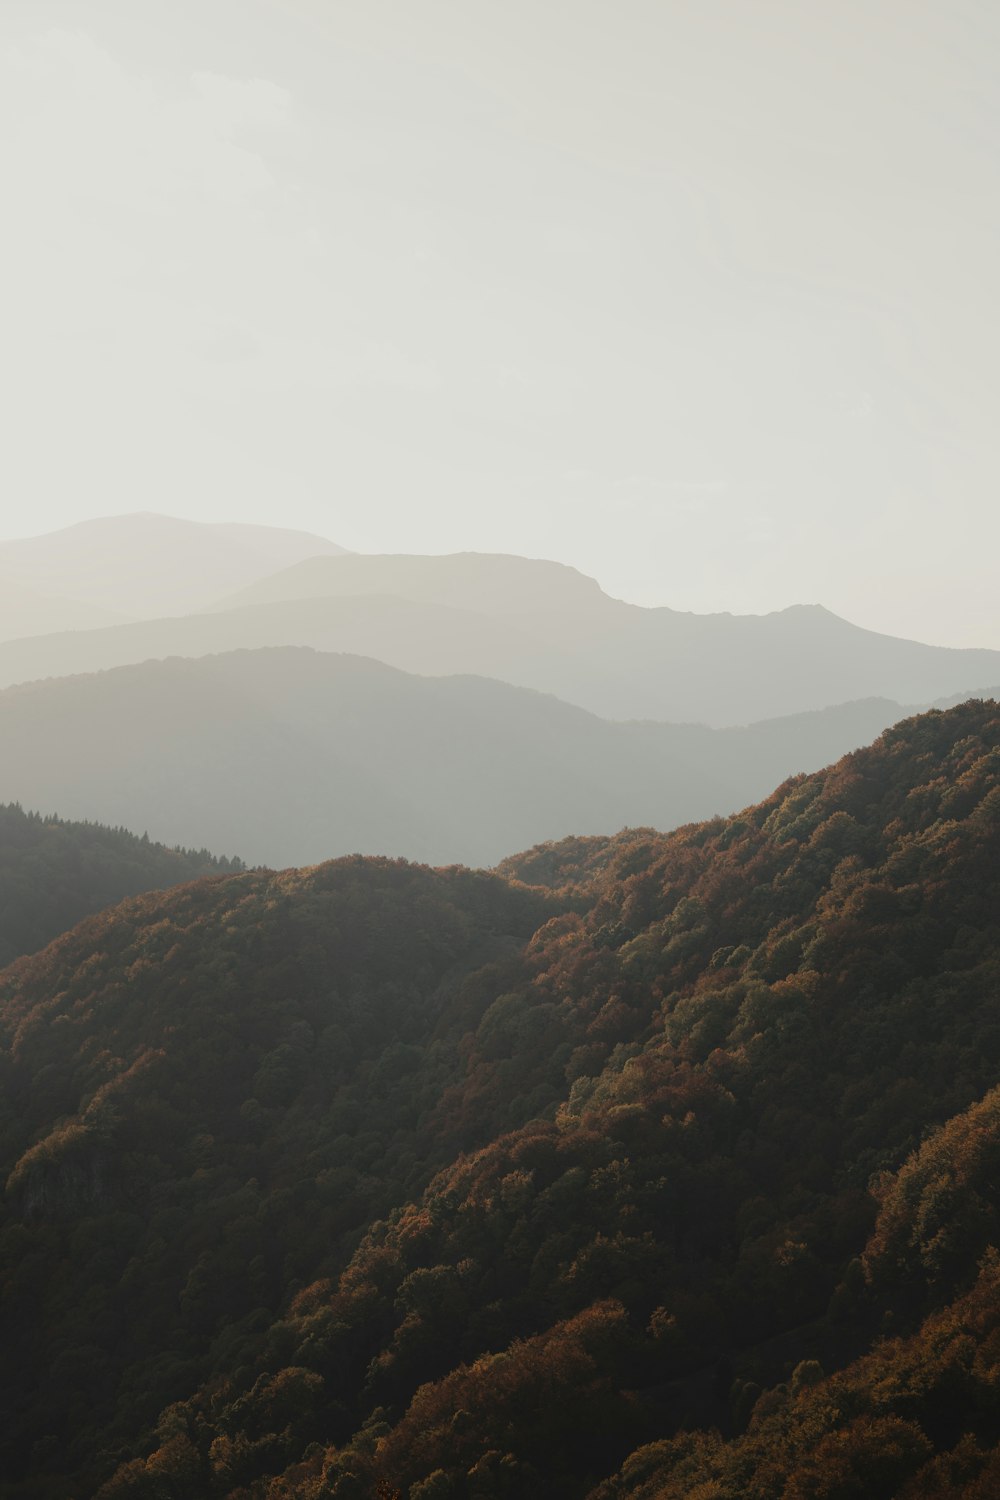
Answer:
[{"xmin": 0, "ymin": 800, "xmax": 242, "ymax": 966}]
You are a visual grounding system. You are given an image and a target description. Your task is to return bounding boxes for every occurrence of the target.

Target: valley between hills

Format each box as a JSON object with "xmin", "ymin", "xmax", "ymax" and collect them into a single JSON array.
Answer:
[{"xmin": 2, "ymin": 516, "xmax": 1000, "ymax": 1497}]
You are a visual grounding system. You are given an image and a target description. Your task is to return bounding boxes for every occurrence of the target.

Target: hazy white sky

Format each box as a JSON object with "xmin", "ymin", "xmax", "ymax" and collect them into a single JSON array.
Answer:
[{"xmin": 2, "ymin": 0, "xmax": 999, "ymax": 645}]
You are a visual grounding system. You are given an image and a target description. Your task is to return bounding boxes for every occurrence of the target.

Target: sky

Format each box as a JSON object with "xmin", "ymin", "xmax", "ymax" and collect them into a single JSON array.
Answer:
[{"xmin": 1, "ymin": 0, "xmax": 999, "ymax": 647}]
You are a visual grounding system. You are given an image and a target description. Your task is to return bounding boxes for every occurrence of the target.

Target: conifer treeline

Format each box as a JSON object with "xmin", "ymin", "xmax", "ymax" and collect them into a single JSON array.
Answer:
[{"xmin": 0, "ymin": 802, "xmax": 242, "ymax": 967}]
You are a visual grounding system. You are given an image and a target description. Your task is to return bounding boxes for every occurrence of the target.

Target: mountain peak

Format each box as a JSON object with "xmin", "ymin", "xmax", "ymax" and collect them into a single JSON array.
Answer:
[
  {"xmin": 207, "ymin": 549, "xmax": 609, "ymax": 618},
  {"xmin": 0, "ymin": 513, "xmax": 347, "ymax": 619}
]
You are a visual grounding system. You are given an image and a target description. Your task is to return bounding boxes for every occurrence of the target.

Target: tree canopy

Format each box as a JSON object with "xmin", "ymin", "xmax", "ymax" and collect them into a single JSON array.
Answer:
[{"xmin": 2, "ymin": 701, "xmax": 1000, "ymax": 1497}]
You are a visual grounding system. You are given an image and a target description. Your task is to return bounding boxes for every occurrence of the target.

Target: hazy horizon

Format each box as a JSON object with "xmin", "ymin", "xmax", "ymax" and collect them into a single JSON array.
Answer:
[
  {"xmin": 3, "ymin": 2, "xmax": 1000, "ymax": 648},
  {"xmin": 0, "ymin": 506, "xmax": 994, "ymax": 649}
]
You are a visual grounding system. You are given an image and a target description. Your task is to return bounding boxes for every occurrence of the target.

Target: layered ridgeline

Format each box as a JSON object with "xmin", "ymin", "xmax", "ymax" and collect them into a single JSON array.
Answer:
[
  {"xmin": 0, "ymin": 804, "xmax": 242, "ymax": 966},
  {"xmin": 2, "ymin": 551, "xmax": 999, "ymax": 725},
  {"xmin": 0, "ymin": 579, "xmax": 128, "ymax": 645},
  {"xmin": 0, "ymin": 512, "xmax": 347, "ymax": 629},
  {"xmin": 2, "ymin": 701, "xmax": 1000, "ymax": 1497},
  {"xmin": 0, "ymin": 646, "xmax": 957, "ymax": 868}
]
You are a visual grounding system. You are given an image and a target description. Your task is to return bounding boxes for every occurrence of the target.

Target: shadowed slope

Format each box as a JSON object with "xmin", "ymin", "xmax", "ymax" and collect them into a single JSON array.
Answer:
[
  {"xmin": 0, "ymin": 858, "xmax": 555, "ymax": 1494},
  {"xmin": 3, "ymin": 703, "xmax": 1000, "ymax": 1495},
  {"xmin": 0, "ymin": 802, "xmax": 241, "ymax": 966}
]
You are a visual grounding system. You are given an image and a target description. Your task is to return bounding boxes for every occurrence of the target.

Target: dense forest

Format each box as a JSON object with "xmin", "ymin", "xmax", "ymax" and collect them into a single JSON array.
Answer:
[
  {"xmin": 0, "ymin": 803, "xmax": 242, "ymax": 967},
  {"xmin": 2, "ymin": 700, "xmax": 1000, "ymax": 1496}
]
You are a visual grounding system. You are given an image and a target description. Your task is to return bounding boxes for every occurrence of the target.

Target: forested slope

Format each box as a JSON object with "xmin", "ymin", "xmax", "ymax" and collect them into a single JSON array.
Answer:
[
  {"xmin": 0, "ymin": 803, "xmax": 241, "ymax": 966},
  {"xmin": 0, "ymin": 861, "xmax": 557, "ymax": 1495},
  {"xmin": 2, "ymin": 701, "xmax": 1000, "ymax": 1496}
]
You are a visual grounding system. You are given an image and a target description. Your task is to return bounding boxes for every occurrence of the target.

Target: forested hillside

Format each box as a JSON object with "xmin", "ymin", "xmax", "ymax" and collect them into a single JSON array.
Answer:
[
  {"xmin": 0, "ymin": 803, "xmax": 242, "ymax": 967},
  {"xmin": 2, "ymin": 701, "xmax": 1000, "ymax": 1497}
]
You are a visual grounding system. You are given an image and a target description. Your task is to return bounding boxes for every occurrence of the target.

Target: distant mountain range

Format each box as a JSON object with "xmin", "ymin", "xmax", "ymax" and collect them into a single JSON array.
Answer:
[
  {"xmin": 0, "ymin": 577, "xmax": 129, "ymax": 644},
  {"xmin": 0, "ymin": 645, "xmax": 989, "ymax": 868},
  {"xmin": 1, "ymin": 545, "xmax": 998, "ymax": 727},
  {"xmin": 0, "ymin": 512, "xmax": 347, "ymax": 621},
  {"xmin": 2, "ymin": 515, "xmax": 999, "ymax": 876},
  {"xmin": 208, "ymin": 552, "xmax": 1000, "ymax": 725}
]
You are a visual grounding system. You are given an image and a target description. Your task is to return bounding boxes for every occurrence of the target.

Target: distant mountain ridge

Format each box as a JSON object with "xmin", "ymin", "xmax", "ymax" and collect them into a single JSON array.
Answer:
[
  {"xmin": 0, "ymin": 644, "xmax": 990, "ymax": 868},
  {"xmin": 212, "ymin": 553, "xmax": 1000, "ymax": 725},
  {"xmin": 0, "ymin": 576, "xmax": 130, "ymax": 643},
  {"xmin": 209, "ymin": 550, "xmax": 606, "ymax": 616},
  {"xmin": 0, "ymin": 592, "xmax": 552, "ymax": 699},
  {"xmin": 1, "ymin": 547, "xmax": 997, "ymax": 726},
  {"xmin": 2, "ymin": 522, "xmax": 999, "ymax": 725},
  {"xmin": 0, "ymin": 512, "xmax": 348, "ymax": 621}
]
